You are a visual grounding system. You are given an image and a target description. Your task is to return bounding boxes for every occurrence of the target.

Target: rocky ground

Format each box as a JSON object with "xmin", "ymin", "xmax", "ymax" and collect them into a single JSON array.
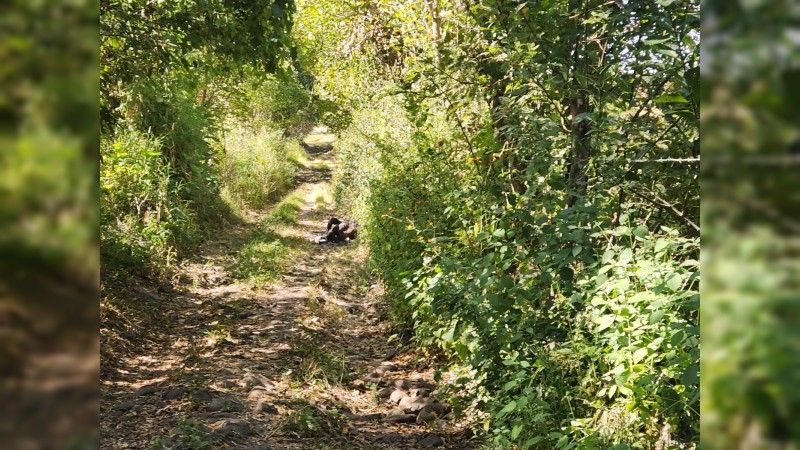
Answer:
[{"xmin": 100, "ymin": 130, "xmax": 481, "ymax": 449}]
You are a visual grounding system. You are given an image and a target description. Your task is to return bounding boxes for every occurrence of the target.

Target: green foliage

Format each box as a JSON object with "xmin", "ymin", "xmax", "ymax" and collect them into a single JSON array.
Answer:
[
  {"xmin": 220, "ymin": 126, "xmax": 305, "ymax": 212},
  {"xmin": 101, "ymin": 0, "xmax": 296, "ymax": 124},
  {"xmin": 100, "ymin": 129, "xmax": 196, "ymax": 272},
  {"xmin": 310, "ymin": 0, "xmax": 699, "ymax": 447},
  {"xmin": 1, "ymin": 0, "xmax": 99, "ymax": 288},
  {"xmin": 232, "ymin": 193, "xmax": 305, "ymax": 284},
  {"xmin": 101, "ymin": 0, "xmax": 318, "ymax": 276}
]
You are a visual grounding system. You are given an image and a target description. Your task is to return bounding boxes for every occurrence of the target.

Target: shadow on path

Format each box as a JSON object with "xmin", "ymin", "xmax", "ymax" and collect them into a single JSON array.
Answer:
[{"xmin": 100, "ymin": 129, "xmax": 480, "ymax": 450}]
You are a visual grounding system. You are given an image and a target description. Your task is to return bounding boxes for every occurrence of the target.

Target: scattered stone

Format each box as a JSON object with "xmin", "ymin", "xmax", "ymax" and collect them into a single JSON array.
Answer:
[
  {"xmin": 135, "ymin": 384, "xmax": 159, "ymax": 396},
  {"xmin": 399, "ymin": 396, "xmax": 436, "ymax": 414},
  {"xmin": 243, "ymin": 373, "xmax": 275, "ymax": 390},
  {"xmin": 410, "ymin": 388, "xmax": 432, "ymax": 398},
  {"xmin": 164, "ymin": 388, "xmax": 186, "ymax": 400},
  {"xmin": 209, "ymin": 418, "xmax": 251, "ymax": 439},
  {"xmin": 416, "ymin": 404, "xmax": 452, "ymax": 424},
  {"xmin": 374, "ymin": 364, "xmax": 397, "ymax": 376},
  {"xmin": 247, "ymin": 387, "xmax": 269, "ymax": 401},
  {"xmin": 253, "ymin": 400, "xmax": 278, "ymax": 414},
  {"xmin": 363, "ymin": 374, "xmax": 382, "ymax": 384},
  {"xmin": 383, "ymin": 414, "xmax": 417, "ymax": 424},
  {"xmin": 355, "ymin": 413, "xmax": 383, "ymax": 421},
  {"xmin": 389, "ymin": 390, "xmax": 409, "ymax": 404},
  {"xmin": 409, "ymin": 380, "xmax": 436, "ymax": 390},
  {"xmin": 226, "ymin": 445, "xmax": 274, "ymax": 450},
  {"xmin": 202, "ymin": 412, "xmax": 239, "ymax": 420},
  {"xmin": 351, "ymin": 379, "xmax": 365, "ymax": 388},
  {"xmin": 373, "ymin": 432, "xmax": 403, "ymax": 443},
  {"xmin": 380, "ymin": 362, "xmax": 398, "ymax": 371},
  {"xmin": 226, "ymin": 446, "xmax": 274, "ymax": 450},
  {"xmin": 207, "ymin": 397, "xmax": 244, "ymax": 412},
  {"xmin": 113, "ymin": 400, "xmax": 136, "ymax": 411},
  {"xmin": 391, "ymin": 379, "xmax": 411, "ymax": 390},
  {"xmin": 218, "ymin": 380, "xmax": 236, "ymax": 389},
  {"xmin": 193, "ymin": 389, "xmax": 214, "ymax": 402},
  {"xmin": 417, "ymin": 434, "xmax": 445, "ymax": 448},
  {"xmin": 376, "ymin": 387, "xmax": 393, "ymax": 400}
]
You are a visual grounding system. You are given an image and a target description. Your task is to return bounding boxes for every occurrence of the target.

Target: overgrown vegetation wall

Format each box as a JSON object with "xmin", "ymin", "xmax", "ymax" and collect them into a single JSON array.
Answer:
[{"xmin": 299, "ymin": 0, "xmax": 700, "ymax": 447}]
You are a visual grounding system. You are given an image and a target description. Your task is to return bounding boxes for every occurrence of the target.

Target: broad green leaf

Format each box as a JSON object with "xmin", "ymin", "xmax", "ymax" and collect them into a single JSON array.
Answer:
[
  {"xmin": 654, "ymin": 94, "xmax": 688, "ymax": 104},
  {"xmin": 632, "ymin": 225, "xmax": 648, "ymax": 237},
  {"xmin": 649, "ymin": 309, "xmax": 665, "ymax": 324},
  {"xmin": 666, "ymin": 273, "xmax": 683, "ymax": 291},
  {"xmin": 681, "ymin": 364, "xmax": 699, "ymax": 385},
  {"xmin": 596, "ymin": 315, "xmax": 615, "ymax": 331},
  {"xmin": 618, "ymin": 248, "xmax": 633, "ymax": 264},
  {"xmin": 499, "ymin": 400, "xmax": 517, "ymax": 415},
  {"xmin": 633, "ymin": 347, "xmax": 648, "ymax": 363},
  {"xmin": 527, "ymin": 437, "xmax": 543, "ymax": 446}
]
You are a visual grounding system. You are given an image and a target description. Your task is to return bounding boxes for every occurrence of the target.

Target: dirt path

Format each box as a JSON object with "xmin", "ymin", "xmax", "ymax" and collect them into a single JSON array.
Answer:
[{"xmin": 101, "ymin": 129, "xmax": 477, "ymax": 449}]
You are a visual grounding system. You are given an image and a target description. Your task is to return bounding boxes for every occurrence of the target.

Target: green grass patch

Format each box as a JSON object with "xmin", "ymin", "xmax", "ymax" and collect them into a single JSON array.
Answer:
[
  {"xmin": 220, "ymin": 125, "xmax": 306, "ymax": 214},
  {"xmin": 232, "ymin": 192, "xmax": 307, "ymax": 284},
  {"xmin": 266, "ymin": 191, "xmax": 304, "ymax": 224},
  {"xmin": 232, "ymin": 226, "xmax": 290, "ymax": 284},
  {"xmin": 285, "ymin": 337, "xmax": 349, "ymax": 385},
  {"xmin": 283, "ymin": 399, "xmax": 347, "ymax": 439}
]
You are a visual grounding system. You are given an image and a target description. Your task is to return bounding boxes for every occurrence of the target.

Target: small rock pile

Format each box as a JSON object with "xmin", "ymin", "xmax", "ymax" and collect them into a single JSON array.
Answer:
[{"xmin": 358, "ymin": 362, "xmax": 453, "ymax": 426}]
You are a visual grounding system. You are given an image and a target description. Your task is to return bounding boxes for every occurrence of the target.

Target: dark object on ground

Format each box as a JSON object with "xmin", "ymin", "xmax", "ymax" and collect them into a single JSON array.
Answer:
[{"xmin": 317, "ymin": 217, "xmax": 357, "ymax": 244}]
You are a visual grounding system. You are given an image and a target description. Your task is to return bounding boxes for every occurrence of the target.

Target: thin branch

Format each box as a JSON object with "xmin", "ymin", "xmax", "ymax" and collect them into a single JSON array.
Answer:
[{"xmin": 629, "ymin": 188, "xmax": 700, "ymax": 232}]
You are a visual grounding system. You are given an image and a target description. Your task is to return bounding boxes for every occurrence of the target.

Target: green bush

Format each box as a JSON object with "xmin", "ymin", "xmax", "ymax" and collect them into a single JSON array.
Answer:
[
  {"xmin": 120, "ymin": 78, "xmax": 231, "ymax": 225},
  {"xmin": 333, "ymin": 95, "xmax": 699, "ymax": 448},
  {"xmin": 100, "ymin": 129, "xmax": 197, "ymax": 271}
]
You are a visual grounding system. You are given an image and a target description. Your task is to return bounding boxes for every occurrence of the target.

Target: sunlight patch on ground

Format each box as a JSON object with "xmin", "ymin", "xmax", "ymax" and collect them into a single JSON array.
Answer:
[
  {"xmin": 308, "ymin": 182, "xmax": 333, "ymax": 210},
  {"xmin": 302, "ymin": 131, "xmax": 335, "ymax": 147}
]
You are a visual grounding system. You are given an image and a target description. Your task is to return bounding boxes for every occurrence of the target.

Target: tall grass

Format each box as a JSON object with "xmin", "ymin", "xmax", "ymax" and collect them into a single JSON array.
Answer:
[{"xmin": 220, "ymin": 125, "xmax": 306, "ymax": 214}]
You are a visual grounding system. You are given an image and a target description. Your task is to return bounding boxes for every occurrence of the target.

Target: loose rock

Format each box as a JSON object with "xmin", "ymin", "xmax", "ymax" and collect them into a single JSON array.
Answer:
[
  {"xmin": 373, "ymin": 432, "xmax": 403, "ymax": 443},
  {"xmin": 418, "ymin": 434, "xmax": 445, "ymax": 448},
  {"xmin": 410, "ymin": 388, "xmax": 432, "ymax": 398},
  {"xmin": 247, "ymin": 386, "xmax": 270, "ymax": 401},
  {"xmin": 193, "ymin": 389, "xmax": 214, "ymax": 402},
  {"xmin": 399, "ymin": 396, "xmax": 435, "ymax": 413},
  {"xmin": 209, "ymin": 418, "xmax": 251, "ymax": 439},
  {"xmin": 253, "ymin": 400, "xmax": 278, "ymax": 414},
  {"xmin": 383, "ymin": 414, "xmax": 417, "ymax": 424},
  {"xmin": 390, "ymin": 379, "xmax": 411, "ymax": 390},
  {"xmin": 416, "ymin": 403, "xmax": 452, "ymax": 424},
  {"xmin": 243, "ymin": 373, "xmax": 275, "ymax": 389},
  {"xmin": 355, "ymin": 413, "xmax": 383, "ymax": 421},
  {"xmin": 113, "ymin": 400, "xmax": 136, "ymax": 411},
  {"xmin": 135, "ymin": 385, "xmax": 159, "ymax": 396},
  {"xmin": 376, "ymin": 387, "xmax": 393, "ymax": 400},
  {"xmin": 207, "ymin": 397, "xmax": 244, "ymax": 412},
  {"xmin": 164, "ymin": 388, "xmax": 187, "ymax": 400},
  {"xmin": 389, "ymin": 390, "xmax": 409, "ymax": 404}
]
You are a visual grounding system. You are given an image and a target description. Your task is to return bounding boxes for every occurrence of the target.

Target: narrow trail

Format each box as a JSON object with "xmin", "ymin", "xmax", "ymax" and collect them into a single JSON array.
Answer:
[{"xmin": 101, "ymin": 129, "xmax": 477, "ymax": 449}]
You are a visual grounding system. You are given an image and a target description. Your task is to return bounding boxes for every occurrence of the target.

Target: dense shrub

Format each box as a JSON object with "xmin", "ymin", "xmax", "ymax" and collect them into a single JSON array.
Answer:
[{"xmin": 100, "ymin": 129, "xmax": 197, "ymax": 271}]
